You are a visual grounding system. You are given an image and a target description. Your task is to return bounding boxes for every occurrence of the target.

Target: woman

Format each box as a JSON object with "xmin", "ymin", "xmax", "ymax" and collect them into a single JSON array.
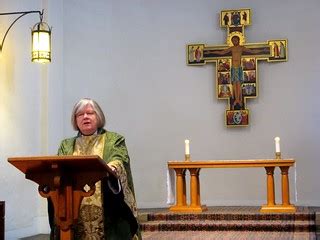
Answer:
[{"xmin": 49, "ymin": 98, "xmax": 141, "ymax": 240}]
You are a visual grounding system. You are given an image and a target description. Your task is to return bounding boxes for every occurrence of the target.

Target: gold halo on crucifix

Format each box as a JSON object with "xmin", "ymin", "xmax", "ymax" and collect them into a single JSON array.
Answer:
[{"xmin": 227, "ymin": 31, "xmax": 245, "ymax": 46}]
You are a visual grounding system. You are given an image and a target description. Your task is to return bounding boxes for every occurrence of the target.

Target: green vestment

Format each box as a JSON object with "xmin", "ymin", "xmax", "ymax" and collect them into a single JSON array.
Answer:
[{"xmin": 49, "ymin": 129, "xmax": 141, "ymax": 240}]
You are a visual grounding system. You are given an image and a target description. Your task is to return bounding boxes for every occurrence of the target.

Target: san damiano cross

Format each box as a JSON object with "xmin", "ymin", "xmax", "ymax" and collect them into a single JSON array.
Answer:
[{"xmin": 187, "ymin": 9, "xmax": 288, "ymax": 127}]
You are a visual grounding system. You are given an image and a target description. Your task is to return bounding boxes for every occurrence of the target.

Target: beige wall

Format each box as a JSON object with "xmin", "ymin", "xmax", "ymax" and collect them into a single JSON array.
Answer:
[
  {"xmin": 0, "ymin": 0, "xmax": 64, "ymax": 239},
  {"xmin": 1, "ymin": 0, "xmax": 320, "ymax": 238},
  {"xmin": 63, "ymin": 0, "xmax": 320, "ymax": 207}
]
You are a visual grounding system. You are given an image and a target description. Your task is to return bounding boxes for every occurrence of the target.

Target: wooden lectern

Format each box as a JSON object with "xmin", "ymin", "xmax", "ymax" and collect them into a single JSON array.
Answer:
[{"xmin": 8, "ymin": 155, "xmax": 115, "ymax": 240}]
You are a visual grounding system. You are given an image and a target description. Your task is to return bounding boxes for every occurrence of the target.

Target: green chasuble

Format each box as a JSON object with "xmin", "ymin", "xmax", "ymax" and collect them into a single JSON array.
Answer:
[{"xmin": 49, "ymin": 129, "xmax": 141, "ymax": 240}]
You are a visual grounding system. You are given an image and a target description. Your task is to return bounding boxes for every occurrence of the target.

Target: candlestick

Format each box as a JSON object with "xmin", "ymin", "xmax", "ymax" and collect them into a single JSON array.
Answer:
[
  {"xmin": 185, "ymin": 139, "xmax": 190, "ymax": 155},
  {"xmin": 274, "ymin": 137, "xmax": 280, "ymax": 152},
  {"xmin": 274, "ymin": 137, "xmax": 281, "ymax": 159},
  {"xmin": 184, "ymin": 139, "xmax": 190, "ymax": 161}
]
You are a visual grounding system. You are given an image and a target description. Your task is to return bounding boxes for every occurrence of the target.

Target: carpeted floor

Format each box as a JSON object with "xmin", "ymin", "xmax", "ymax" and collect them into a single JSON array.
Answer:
[
  {"xmin": 20, "ymin": 206, "xmax": 320, "ymax": 239},
  {"xmin": 19, "ymin": 232, "xmax": 319, "ymax": 240},
  {"xmin": 142, "ymin": 231, "xmax": 317, "ymax": 239},
  {"xmin": 140, "ymin": 206, "xmax": 320, "ymax": 239},
  {"xmin": 19, "ymin": 234, "xmax": 49, "ymax": 240}
]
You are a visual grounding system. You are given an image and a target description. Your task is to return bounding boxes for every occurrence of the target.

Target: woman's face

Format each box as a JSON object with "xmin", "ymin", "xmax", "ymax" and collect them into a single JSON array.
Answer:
[{"xmin": 76, "ymin": 104, "xmax": 98, "ymax": 135}]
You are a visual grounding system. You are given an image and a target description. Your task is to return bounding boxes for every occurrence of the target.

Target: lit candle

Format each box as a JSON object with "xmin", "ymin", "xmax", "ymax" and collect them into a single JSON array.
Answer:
[
  {"xmin": 185, "ymin": 139, "xmax": 190, "ymax": 155},
  {"xmin": 274, "ymin": 137, "xmax": 280, "ymax": 153}
]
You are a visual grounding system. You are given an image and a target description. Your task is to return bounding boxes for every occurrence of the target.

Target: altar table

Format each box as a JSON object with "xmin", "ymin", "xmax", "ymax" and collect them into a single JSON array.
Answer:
[{"xmin": 168, "ymin": 159, "xmax": 296, "ymax": 213}]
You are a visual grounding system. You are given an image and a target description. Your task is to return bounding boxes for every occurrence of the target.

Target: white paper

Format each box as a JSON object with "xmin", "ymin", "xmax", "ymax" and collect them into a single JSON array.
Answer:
[{"xmin": 166, "ymin": 169, "xmax": 175, "ymax": 205}]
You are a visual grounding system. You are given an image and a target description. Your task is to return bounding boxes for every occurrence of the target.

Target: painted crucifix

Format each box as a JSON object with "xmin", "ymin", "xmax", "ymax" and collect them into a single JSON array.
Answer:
[{"xmin": 187, "ymin": 9, "xmax": 288, "ymax": 127}]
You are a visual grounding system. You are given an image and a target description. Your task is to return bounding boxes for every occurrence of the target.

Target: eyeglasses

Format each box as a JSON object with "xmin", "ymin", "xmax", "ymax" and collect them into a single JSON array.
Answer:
[{"xmin": 76, "ymin": 111, "xmax": 96, "ymax": 118}]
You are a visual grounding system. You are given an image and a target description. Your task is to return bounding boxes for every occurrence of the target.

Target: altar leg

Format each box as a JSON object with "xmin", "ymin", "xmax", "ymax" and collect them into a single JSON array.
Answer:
[
  {"xmin": 279, "ymin": 166, "xmax": 296, "ymax": 212},
  {"xmin": 189, "ymin": 168, "xmax": 207, "ymax": 212},
  {"xmin": 189, "ymin": 168, "xmax": 200, "ymax": 207},
  {"xmin": 260, "ymin": 167, "xmax": 276, "ymax": 213},
  {"xmin": 265, "ymin": 167, "xmax": 275, "ymax": 206},
  {"xmin": 169, "ymin": 169, "xmax": 187, "ymax": 212},
  {"xmin": 280, "ymin": 166, "xmax": 290, "ymax": 206},
  {"xmin": 177, "ymin": 169, "xmax": 187, "ymax": 207}
]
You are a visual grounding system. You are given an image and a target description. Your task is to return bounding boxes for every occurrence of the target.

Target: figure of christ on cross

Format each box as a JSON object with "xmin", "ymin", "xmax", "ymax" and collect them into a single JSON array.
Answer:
[{"xmin": 208, "ymin": 35, "xmax": 269, "ymax": 109}]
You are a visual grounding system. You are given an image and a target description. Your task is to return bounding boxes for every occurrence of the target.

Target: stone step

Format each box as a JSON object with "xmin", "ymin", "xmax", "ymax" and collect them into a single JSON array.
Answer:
[
  {"xmin": 141, "ymin": 212, "xmax": 314, "ymax": 222},
  {"xmin": 141, "ymin": 219, "xmax": 315, "ymax": 232},
  {"xmin": 142, "ymin": 231, "xmax": 317, "ymax": 240}
]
